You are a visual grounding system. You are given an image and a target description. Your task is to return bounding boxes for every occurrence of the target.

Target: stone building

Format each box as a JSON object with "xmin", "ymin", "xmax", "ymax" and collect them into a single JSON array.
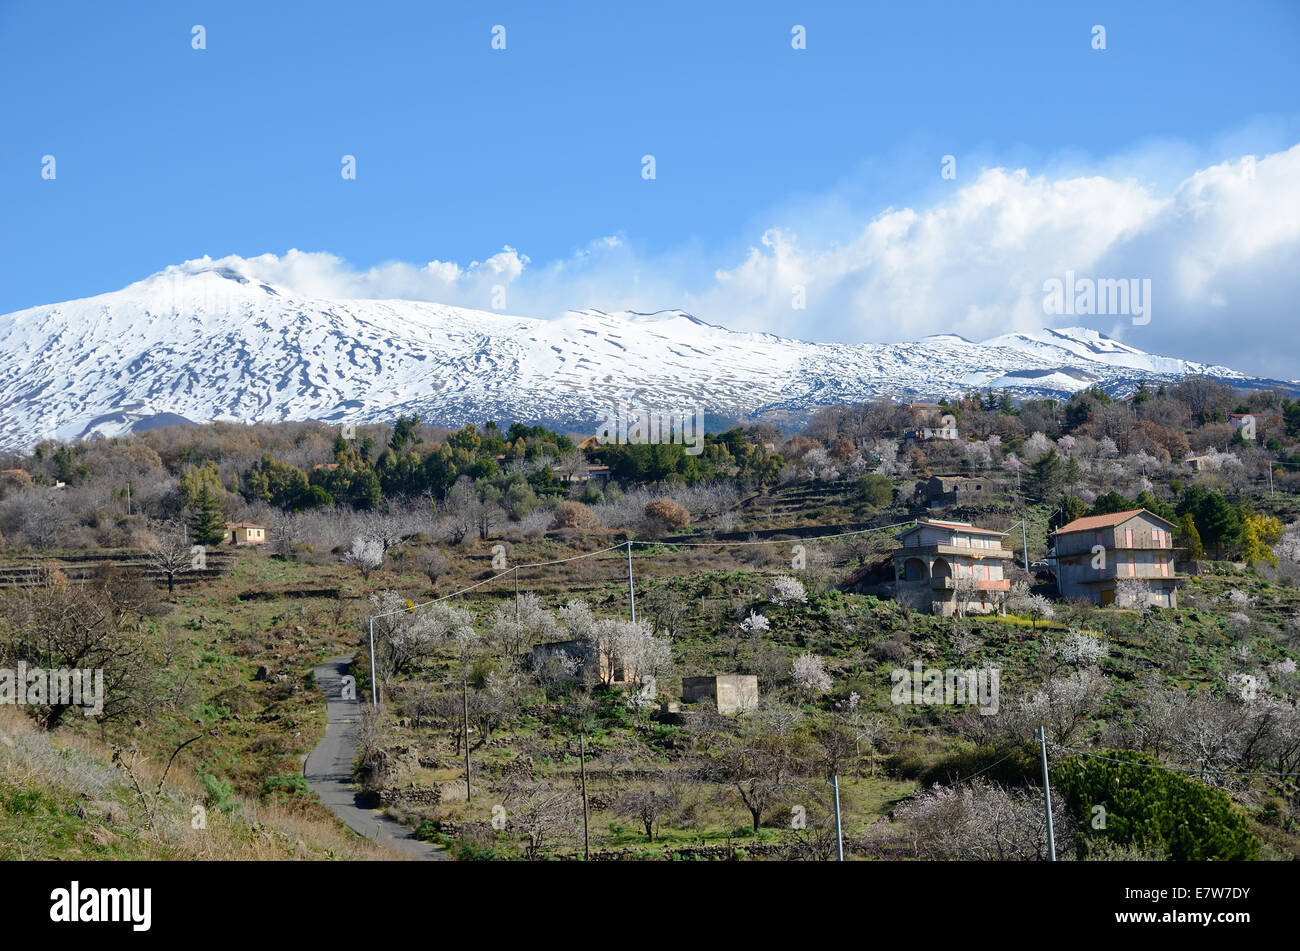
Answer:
[
  {"xmin": 530, "ymin": 638, "xmax": 626, "ymax": 683},
  {"xmin": 915, "ymin": 474, "xmax": 1001, "ymax": 508},
  {"xmin": 681, "ymin": 675, "xmax": 759, "ymax": 715}
]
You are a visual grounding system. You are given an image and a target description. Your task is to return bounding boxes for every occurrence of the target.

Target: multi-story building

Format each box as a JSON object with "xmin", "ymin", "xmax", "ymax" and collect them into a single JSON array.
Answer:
[
  {"xmin": 1051, "ymin": 508, "xmax": 1181, "ymax": 607},
  {"xmin": 892, "ymin": 519, "xmax": 1013, "ymax": 616}
]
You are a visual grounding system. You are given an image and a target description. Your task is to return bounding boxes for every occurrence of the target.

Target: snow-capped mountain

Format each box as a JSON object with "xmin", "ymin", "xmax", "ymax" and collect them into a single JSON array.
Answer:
[{"xmin": 0, "ymin": 262, "xmax": 1291, "ymax": 449}]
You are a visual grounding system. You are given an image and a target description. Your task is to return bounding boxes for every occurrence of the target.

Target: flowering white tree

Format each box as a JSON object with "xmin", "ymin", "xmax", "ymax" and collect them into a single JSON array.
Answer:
[
  {"xmin": 964, "ymin": 440, "xmax": 992, "ymax": 468},
  {"xmin": 740, "ymin": 611, "xmax": 770, "ymax": 635},
  {"xmin": 872, "ymin": 439, "xmax": 910, "ymax": 477},
  {"xmin": 1277, "ymin": 523, "xmax": 1300, "ymax": 564},
  {"xmin": 1023, "ymin": 432, "xmax": 1053, "ymax": 461},
  {"xmin": 369, "ymin": 593, "xmax": 472, "ymax": 676},
  {"xmin": 487, "ymin": 592, "xmax": 558, "ymax": 659},
  {"xmin": 1058, "ymin": 629, "xmax": 1108, "ymax": 665},
  {"xmin": 802, "ymin": 448, "xmax": 832, "ymax": 481},
  {"xmin": 558, "ymin": 598, "xmax": 596, "ymax": 637},
  {"xmin": 344, "ymin": 535, "xmax": 385, "ymax": 580},
  {"xmin": 1002, "ymin": 453, "xmax": 1023, "ymax": 491},
  {"xmin": 771, "ymin": 575, "xmax": 808, "ymax": 605},
  {"xmin": 615, "ymin": 621, "xmax": 673, "ymax": 688},
  {"xmin": 1227, "ymin": 589, "xmax": 1254, "ymax": 608},
  {"xmin": 792, "ymin": 652, "xmax": 833, "ymax": 697},
  {"xmin": 1011, "ymin": 592, "xmax": 1054, "ymax": 627},
  {"xmin": 1057, "ymin": 435, "xmax": 1076, "ymax": 455},
  {"xmin": 1115, "ymin": 577, "xmax": 1153, "ymax": 609},
  {"xmin": 1198, "ymin": 448, "xmax": 1245, "ymax": 472}
]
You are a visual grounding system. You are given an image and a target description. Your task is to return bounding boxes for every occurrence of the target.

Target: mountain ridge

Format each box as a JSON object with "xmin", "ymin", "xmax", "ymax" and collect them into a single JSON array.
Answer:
[{"xmin": 0, "ymin": 263, "xmax": 1293, "ymax": 449}]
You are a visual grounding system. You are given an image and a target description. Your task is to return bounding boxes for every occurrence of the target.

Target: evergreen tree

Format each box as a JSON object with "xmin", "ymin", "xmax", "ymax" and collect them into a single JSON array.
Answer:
[
  {"xmin": 1029, "ymin": 448, "xmax": 1064, "ymax": 498},
  {"xmin": 1177, "ymin": 512, "xmax": 1203, "ymax": 561},
  {"xmin": 1054, "ymin": 750, "xmax": 1258, "ymax": 861},
  {"xmin": 1176, "ymin": 487, "xmax": 1242, "ymax": 558},
  {"xmin": 188, "ymin": 484, "xmax": 227, "ymax": 546}
]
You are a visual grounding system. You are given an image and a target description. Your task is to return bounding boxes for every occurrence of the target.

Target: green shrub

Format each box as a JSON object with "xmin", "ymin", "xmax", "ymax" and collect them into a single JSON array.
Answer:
[
  {"xmin": 200, "ymin": 774, "xmax": 239, "ymax": 814},
  {"xmin": 1053, "ymin": 750, "xmax": 1259, "ymax": 861},
  {"xmin": 261, "ymin": 773, "xmax": 311, "ymax": 806}
]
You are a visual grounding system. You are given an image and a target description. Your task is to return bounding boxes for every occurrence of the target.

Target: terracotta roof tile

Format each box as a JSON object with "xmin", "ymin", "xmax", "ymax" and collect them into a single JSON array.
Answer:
[{"xmin": 1053, "ymin": 508, "xmax": 1173, "ymax": 535}]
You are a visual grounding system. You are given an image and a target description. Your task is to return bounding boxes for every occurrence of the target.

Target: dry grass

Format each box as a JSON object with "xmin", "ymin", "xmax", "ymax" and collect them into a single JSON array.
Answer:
[{"xmin": 0, "ymin": 706, "xmax": 395, "ymax": 860}]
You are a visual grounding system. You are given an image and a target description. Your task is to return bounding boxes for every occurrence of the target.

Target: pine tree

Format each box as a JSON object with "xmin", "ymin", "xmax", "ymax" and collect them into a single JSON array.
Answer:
[
  {"xmin": 1177, "ymin": 512, "xmax": 1203, "ymax": 562},
  {"xmin": 1055, "ymin": 750, "xmax": 1258, "ymax": 861},
  {"xmin": 188, "ymin": 484, "xmax": 227, "ymax": 546}
]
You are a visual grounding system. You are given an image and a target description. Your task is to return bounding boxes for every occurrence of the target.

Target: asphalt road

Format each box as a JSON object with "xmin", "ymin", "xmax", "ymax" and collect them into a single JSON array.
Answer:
[{"xmin": 303, "ymin": 655, "xmax": 447, "ymax": 861}]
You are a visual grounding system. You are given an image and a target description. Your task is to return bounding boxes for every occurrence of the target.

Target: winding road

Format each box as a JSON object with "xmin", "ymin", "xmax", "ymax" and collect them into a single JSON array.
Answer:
[{"xmin": 303, "ymin": 655, "xmax": 447, "ymax": 861}]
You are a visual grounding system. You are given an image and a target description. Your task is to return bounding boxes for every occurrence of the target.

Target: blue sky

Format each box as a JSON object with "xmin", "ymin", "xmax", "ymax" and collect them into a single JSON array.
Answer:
[{"xmin": 3, "ymin": 1, "xmax": 1299, "ymax": 375}]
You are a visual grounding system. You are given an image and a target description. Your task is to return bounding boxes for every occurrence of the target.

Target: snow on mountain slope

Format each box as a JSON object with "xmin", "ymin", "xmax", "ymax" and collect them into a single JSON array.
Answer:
[{"xmin": 0, "ymin": 261, "xmax": 1286, "ymax": 449}]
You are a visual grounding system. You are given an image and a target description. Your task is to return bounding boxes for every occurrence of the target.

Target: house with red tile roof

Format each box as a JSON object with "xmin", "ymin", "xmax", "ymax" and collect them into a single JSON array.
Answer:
[
  {"xmin": 1051, "ymin": 508, "xmax": 1181, "ymax": 607},
  {"xmin": 892, "ymin": 519, "xmax": 1014, "ymax": 616}
]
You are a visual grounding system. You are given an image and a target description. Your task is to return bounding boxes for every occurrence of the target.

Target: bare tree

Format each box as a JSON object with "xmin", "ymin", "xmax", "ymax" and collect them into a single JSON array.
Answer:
[
  {"xmin": 0, "ymin": 571, "xmax": 163, "ymax": 729},
  {"xmin": 418, "ymin": 547, "xmax": 449, "ymax": 588},
  {"xmin": 503, "ymin": 780, "xmax": 579, "ymax": 860},
  {"xmin": 614, "ymin": 775, "xmax": 681, "ymax": 841},
  {"xmin": 144, "ymin": 518, "xmax": 192, "ymax": 595},
  {"xmin": 865, "ymin": 780, "xmax": 1074, "ymax": 861},
  {"xmin": 707, "ymin": 708, "xmax": 813, "ymax": 833}
]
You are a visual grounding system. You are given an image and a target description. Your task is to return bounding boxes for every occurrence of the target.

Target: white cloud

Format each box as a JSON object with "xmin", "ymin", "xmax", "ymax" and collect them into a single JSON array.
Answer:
[{"xmin": 177, "ymin": 143, "xmax": 1300, "ymax": 379}]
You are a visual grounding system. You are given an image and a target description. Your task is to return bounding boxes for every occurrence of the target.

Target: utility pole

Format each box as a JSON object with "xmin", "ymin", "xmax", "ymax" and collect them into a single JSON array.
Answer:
[
  {"xmin": 514, "ymin": 565, "xmax": 520, "ymax": 624},
  {"xmin": 626, "ymin": 539, "xmax": 636, "ymax": 623},
  {"xmin": 463, "ymin": 678, "xmax": 472, "ymax": 805},
  {"xmin": 579, "ymin": 732, "xmax": 590, "ymax": 861},
  {"xmin": 1268, "ymin": 465, "xmax": 1274, "ymax": 498},
  {"xmin": 1037, "ymin": 726, "xmax": 1056, "ymax": 862},
  {"xmin": 1021, "ymin": 519, "xmax": 1030, "ymax": 573},
  {"xmin": 126, "ymin": 481, "xmax": 131, "ymax": 516},
  {"xmin": 832, "ymin": 774, "xmax": 844, "ymax": 862},
  {"xmin": 368, "ymin": 616, "xmax": 378, "ymax": 706}
]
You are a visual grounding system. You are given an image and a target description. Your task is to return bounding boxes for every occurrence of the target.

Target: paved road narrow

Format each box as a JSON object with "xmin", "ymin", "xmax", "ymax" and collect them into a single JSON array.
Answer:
[{"xmin": 303, "ymin": 655, "xmax": 447, "ymax": 861}]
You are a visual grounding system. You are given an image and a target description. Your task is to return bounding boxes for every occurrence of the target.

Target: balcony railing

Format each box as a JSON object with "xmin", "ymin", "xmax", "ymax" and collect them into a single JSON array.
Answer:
[
  {"xmin": 929, "ymin": 577, "xmax": 1010, "ymax": 591},
  {"xmin": 899, "ymin": 544, "xmax": 1013, "ymax": 559}
]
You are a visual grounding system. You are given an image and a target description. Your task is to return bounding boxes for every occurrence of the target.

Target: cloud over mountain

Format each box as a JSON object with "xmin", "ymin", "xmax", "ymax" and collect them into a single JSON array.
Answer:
[{"xmin": 162, "ymin": 144, "xmax": 1300, "ymax": 380}]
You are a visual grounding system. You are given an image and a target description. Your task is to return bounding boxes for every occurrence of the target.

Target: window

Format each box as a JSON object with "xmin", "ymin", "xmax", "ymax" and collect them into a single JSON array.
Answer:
[{"xmin": 1125, "ymin": 527, "xmax": 1133, "ymax": 548}]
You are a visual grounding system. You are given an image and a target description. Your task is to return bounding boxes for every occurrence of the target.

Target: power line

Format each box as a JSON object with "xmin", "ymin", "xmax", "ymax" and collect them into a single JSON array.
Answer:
[
  {"xmin": 631, "ymin": 518, "xmax": 921, "ymax": 548},
  {"xmin": 371, "ymin": 543, "xmax": 628, "ymax": 619},
  {"xmin": 374, "ymin": 519, "xmax": 925, "ymax": 619},
  {"xmin": 1048, "ymin": 742, "xmax": 1300, "ymax": 779}
]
